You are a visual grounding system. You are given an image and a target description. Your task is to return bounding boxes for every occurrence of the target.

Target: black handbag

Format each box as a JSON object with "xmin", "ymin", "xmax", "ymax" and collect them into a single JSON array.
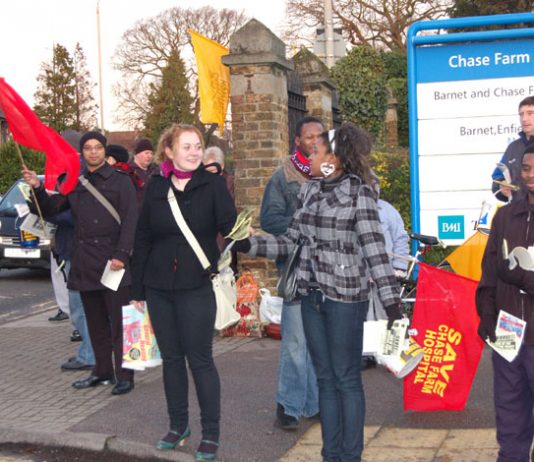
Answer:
[{"xmin": 276, "ymin": 238, "xmax": 303, "ymax": 302}]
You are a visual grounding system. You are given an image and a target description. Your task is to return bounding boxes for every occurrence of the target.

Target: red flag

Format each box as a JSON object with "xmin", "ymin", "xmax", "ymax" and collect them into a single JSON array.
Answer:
[
  {"xmin": 0, "ymin": 78, "xmax": 79, "ymax": 194},
  {"xmin": 403, "ymin": 263, "xmax": 484, "ymax": 411}
]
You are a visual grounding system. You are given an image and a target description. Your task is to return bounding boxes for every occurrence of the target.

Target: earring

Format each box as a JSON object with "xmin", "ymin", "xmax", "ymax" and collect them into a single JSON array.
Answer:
[{"xmin": 320, "ymin": 162, "xmax": 336, "ymax": 177}]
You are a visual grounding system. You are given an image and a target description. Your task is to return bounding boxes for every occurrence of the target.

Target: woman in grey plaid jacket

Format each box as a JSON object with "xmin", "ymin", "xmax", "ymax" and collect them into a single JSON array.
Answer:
[{"xmin": 235, "ymin": 122, "xmax": 403, "ymax": 462}]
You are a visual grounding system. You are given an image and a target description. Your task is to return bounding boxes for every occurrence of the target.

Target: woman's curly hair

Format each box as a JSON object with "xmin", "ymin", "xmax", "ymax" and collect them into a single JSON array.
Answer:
[{"xmin": 321, "ymin": 122, "xmax": 374, "ymax": 185}]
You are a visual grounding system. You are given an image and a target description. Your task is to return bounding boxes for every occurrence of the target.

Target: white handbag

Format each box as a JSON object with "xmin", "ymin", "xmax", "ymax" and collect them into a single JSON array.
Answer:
[{"xmin": 167, "ymin": 188, "xmax": 239, "ymax": 330}]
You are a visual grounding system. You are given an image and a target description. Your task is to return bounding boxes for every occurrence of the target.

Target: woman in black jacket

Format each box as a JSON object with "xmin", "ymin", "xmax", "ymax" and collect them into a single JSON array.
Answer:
[{"xmin": 131, "ymin": 124, "xmax": 237, "ymax": 461}]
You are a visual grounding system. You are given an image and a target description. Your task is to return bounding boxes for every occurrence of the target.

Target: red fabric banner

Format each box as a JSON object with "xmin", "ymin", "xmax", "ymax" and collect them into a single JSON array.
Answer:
[
  {"xmin": 404, "ymin": 263, "xmax": 484, "ymax": 411},
  {"xmin": 0, "ymin": 78, "xmax": 79, "ymax": 194}
]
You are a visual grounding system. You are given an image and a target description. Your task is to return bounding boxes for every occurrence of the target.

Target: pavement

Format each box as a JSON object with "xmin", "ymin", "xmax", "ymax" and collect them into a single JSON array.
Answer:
[{"xmin": 0, "ymin": 307, "xmax": 501, "ymax": 462}]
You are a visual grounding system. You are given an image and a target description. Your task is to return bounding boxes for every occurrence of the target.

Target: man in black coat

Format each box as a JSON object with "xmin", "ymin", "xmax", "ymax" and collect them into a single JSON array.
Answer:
[{"xmin": 22, "ymin": 131, "xmax": 138, "ymax": 395}]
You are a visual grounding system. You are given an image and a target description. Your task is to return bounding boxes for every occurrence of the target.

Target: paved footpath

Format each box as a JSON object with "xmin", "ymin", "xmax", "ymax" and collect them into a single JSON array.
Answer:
[{"xmin": 0, "ymin": 308, "xmax": 500, "ymax": 462}]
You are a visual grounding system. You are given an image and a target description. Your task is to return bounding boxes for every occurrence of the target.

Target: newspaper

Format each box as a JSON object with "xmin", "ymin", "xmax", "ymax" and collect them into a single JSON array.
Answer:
[
  {"xmin": 487, "ymin": 310, "xmax": 526, "ymax": 362},
  {"xmin": 503, "ymin": 240, "xmax": 534, "ymax": 272},
  {"xmin": 363, "ymin": 318, "xmax": 409, "ymax": 357},
  {"xmin": 19, "ymin": 213, "xmax": 57, "ymax": 239}
]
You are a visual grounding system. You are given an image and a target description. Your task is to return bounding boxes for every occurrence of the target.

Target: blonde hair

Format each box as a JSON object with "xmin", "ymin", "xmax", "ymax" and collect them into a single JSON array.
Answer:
[{"xmin": 155, "ymin": 124, "xmax": 204, "ymax": 163}]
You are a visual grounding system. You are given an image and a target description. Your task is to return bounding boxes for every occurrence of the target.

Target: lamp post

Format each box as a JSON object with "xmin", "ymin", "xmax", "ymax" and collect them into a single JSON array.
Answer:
[
  {"xmin": 324, "ymin": 0, "xmax": 335, "ymax": 68},
  {"xmin": 96, "ymin": 0, "xmax": 105, "ymax": 130}
]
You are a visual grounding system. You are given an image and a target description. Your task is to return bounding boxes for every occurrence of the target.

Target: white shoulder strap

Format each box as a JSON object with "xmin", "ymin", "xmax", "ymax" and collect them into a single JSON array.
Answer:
[
  {"xmin": 167, "ymin": 187, "xmax": 211, "ymax": 271},
  {"xmin": 78, "ymin": 176, "xmax": 121, "ymax": 225}
]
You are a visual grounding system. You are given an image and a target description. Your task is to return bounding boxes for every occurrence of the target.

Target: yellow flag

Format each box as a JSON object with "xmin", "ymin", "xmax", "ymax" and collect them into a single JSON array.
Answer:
[
  {"xmin": 446, "ymin": 230, "xmax": 489, "ymax": 281},
  {"xmin": 189, "ymin": 30, "xmax": 230, "ymax": 130}
]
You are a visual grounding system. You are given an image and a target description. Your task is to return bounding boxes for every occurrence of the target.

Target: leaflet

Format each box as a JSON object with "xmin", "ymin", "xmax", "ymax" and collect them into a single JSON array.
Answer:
[
  {"xmin": 100, "ymin": 260, "xmax": 125, "ymax": 292},
  {"xmin": 487, "ymin": 310, "xmax": 526, "ymax": 362}
]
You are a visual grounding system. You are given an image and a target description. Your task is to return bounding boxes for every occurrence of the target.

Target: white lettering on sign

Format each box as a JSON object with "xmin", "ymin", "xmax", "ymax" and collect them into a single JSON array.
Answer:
[
  {"xmin": 449, "ymin": 54, "xmax": 490, "ymax": 68},
  {"xmin": 494, "ymin": 52, "xmax": 530, "ymax": 66},
  {"xmin": 448, "ymin": 53, "xmax": 531, "ymax": 69},
  {"xmin": 442, "ymin": 223, "xmax": 462, "ymax": 233}
]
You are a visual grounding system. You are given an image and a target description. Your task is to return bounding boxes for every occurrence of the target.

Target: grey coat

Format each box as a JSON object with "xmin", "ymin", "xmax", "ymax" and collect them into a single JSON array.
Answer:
[{"xmin": 250, "ymin": 174, "xmax": 400, "ymax": 307}]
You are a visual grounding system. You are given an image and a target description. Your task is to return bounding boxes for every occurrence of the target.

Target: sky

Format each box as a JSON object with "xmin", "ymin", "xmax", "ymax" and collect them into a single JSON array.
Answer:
[{"xmin": 0, "ymin": 0, "xmax": 288, "ymax": 131}]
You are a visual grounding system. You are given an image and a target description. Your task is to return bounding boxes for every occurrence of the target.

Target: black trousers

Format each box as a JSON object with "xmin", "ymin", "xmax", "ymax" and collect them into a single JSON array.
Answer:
[
  {"xmin": 146, "ymin": 284, "xmax": 220, "ymax": 440},
  {"xmin": 81, "ymin": 286, "xmax": 134, "ymax": 383}
]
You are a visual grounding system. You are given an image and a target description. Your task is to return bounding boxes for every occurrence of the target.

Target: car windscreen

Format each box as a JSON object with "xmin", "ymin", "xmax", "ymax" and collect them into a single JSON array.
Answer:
[{"xmin": 0, "ymin": 181, "xmax": 28, "ymax": 217}]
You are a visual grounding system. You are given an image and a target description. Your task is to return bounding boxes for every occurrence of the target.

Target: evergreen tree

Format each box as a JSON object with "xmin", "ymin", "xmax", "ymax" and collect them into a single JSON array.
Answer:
[
  {"xmin": 73, "ymin": 43, "xmax": 98, "ymax": 131},
  {"xmin": 143, "ymin": 49, "xmax": 193, "ymax": 143},
  {"xmin": 34, "ymin": 44, "xmax": 77, "ymax": 132},
  {"xmin": 330, "ymin": 46, "xmax": 388, "ymax": 142}
]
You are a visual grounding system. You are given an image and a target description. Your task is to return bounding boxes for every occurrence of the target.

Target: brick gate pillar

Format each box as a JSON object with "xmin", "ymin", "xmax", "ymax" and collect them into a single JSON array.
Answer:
[
  {"xmin": 222, "ymin": 19, "xmax": 294, "ymax": 287},
  {"xmin": 293, "ymin": 48, "xmax": 335, "ymax": 129}
]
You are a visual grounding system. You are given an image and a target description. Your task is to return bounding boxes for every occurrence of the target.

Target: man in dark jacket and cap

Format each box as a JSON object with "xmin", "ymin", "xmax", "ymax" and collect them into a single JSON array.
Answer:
[
  {"xmin": 128, "ymin": 138, "xmax": 158, "ymax": 208},
  {"xmin": 477, "ymin": 143, "xmax": 534, "ymax": 461},
  {"xmin": 22, "ymin": 131, "xmax": 138, "ymax": 396}
]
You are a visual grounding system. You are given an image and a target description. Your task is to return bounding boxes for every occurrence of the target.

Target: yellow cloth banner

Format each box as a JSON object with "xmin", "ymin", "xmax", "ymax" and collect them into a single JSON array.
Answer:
[
  {"xmin": 446, "ymin": 230, "xmax": 489, "ymax": 281},
  {"xmin": 189, "ymin": 29, "xmax": 230, "ymax": 130}
]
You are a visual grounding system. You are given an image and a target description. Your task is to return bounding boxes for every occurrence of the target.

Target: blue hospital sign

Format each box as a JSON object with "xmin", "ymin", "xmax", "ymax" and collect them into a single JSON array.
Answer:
[
  {"xmin": 438, "ymin": 215, "xmax": 465, "ymax": 240},
  {"xmin": 408, "ymin": 13, "xmax": 534, "ymax": 246}
]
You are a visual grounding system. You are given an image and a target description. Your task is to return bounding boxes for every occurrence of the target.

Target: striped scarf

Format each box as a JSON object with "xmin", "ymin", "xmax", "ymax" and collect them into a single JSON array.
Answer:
[{"xmin": 290, "ymin": 148, "xmax": 311, "ymax": 178}]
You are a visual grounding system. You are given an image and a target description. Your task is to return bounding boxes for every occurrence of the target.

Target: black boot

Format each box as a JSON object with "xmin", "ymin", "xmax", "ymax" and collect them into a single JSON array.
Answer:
[{"xmin": 275, "ymin": 403, "xmax": 299, "ymax": 431}]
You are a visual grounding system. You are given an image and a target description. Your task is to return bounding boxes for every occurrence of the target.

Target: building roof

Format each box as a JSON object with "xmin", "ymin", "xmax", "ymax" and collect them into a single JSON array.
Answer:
[{"xmin": 106, "ymin": 131, "xmax": 138, "ymax": 153}]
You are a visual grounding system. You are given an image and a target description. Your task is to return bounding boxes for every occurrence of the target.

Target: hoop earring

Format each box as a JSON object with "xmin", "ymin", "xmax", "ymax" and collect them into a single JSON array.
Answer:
[{"xmin": 320, "ymin": 162, "xmax": 336, "ymax": 177}]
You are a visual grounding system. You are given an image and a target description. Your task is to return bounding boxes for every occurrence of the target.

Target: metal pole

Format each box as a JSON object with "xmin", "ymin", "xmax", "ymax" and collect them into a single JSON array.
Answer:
[
  {"xmin": 324, "ymin": 0, "xmax": 335, "ymax": 68},
  {"xmin": 96, "ymin": 0, "xmax": 105, "ymax": 130}
]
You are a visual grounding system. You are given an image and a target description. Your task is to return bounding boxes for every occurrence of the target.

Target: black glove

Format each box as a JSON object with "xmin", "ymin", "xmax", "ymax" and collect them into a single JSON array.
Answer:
[
  {"xmin": 500, "ymin": 265, "xmax": 525, "ymax": 288},
  {"xmin": 385, "ymin": 303, "xmax": 403, "ymax": 330},
  {"xmin": 477, "ymin": 316, "xmax": 497, "ymax": 343},
  {"xmin": 232, "ymin": 238, "xmax": 251, "ymax": 254}
]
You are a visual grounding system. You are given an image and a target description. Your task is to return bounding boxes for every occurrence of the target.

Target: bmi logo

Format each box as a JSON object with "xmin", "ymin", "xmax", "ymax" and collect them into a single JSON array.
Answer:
[{"xmin": 438, "ymin": 215, "xmax": 464, "ymax": 240}]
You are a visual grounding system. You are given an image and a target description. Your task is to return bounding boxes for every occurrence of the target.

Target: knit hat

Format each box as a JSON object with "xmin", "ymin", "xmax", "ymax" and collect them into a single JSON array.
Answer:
[
  {"xmin": 79, "ymin": 131, "xmax": 107, "ymax": 153},
  {"xmin": 134, "ymin": 138, "xmax": 153, "ymax": 155},
  {"xmin": 106, "ymin": 144, "xmax": 130, "ymax": 164}
]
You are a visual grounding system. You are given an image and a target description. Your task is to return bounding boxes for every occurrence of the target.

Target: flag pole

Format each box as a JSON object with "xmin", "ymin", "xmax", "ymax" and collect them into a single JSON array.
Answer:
[{"xmin": 14, "ymin": 142, "xmax": 48, "ymax": 238}]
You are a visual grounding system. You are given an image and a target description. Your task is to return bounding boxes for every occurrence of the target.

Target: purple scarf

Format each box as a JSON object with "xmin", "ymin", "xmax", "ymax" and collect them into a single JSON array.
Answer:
[
  {"xmin": 290, "ymin": 148, "xmax": 311, "ymax": 178},
  {"xmin": 160, "ymin": 160, "xmax": 194, "ymax": 179}
]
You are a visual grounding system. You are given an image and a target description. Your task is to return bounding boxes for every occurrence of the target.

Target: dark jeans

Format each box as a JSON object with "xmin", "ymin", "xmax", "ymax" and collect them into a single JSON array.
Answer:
[
  {"xmin": 81, "ymin": 286, "xmax": 133, "ymax": 382},
  {"xmin": 301, "ymin": 290, "xmax": 368, "ymax": 462},
  {"xmin": 146, "ymin": 284, "xmax": 220, "ymax": 440},
  {"xmin": 493, "ymin": 345, "xmax": 534, "ymax": 462}
]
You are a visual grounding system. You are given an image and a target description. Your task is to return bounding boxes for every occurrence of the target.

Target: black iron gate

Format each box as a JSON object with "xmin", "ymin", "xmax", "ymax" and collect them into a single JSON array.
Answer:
[{"xmin": 287, "ymin": 70, "xmax": 307, "ymax": 148}]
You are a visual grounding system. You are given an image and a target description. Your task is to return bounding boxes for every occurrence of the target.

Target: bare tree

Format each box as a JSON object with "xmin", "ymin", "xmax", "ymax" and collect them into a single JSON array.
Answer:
[
  {"xmin": 112, "ymin": 6, "xmax": 247, "ymax": 129},
  {"xmin": 285, "ymin": 0, "xmax": 452, "ymax": 53}
]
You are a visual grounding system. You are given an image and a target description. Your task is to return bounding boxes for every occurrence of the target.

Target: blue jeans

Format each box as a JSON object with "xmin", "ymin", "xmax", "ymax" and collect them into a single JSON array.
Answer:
[
  {"xmin": 66, "ymin": 261, "xmax": 95, "ymax": 366},
  {"xmin": 276, "ymin": 301, "xmax": 319, "ymax": 418},
  {"xmin": 301, "ymin": 290, "xmax": 368, "ymax": 462}
]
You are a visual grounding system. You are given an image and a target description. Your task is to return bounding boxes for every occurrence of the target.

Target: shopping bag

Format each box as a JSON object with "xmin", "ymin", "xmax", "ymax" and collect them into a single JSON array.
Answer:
[
  {"xmin": 213, "ymin": 266, "xmax": 240, "ymax": 331},
  {"xmin": 221, "ymin": 271, "xmax": 263, "ymax": 337},
  {"xmin": 259, "ymin": 288, "xmax": 283, "ymax": 324},
  {"xmin": 237, "ymin": 271, "xmax": 259, "ymax": 305},
  {"xmin": 122, "ymin": 303, "xmax": 162, "ymax": 371}
]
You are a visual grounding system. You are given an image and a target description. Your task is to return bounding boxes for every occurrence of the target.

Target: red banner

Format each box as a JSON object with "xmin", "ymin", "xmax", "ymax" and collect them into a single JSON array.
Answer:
[
  {"xmin": 0, "ymin": 78, "xmax": 79, "ymax": 194},
  {"xmin": 404, "ymin": 263, "xmax": 484, "ymax": 411}
]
